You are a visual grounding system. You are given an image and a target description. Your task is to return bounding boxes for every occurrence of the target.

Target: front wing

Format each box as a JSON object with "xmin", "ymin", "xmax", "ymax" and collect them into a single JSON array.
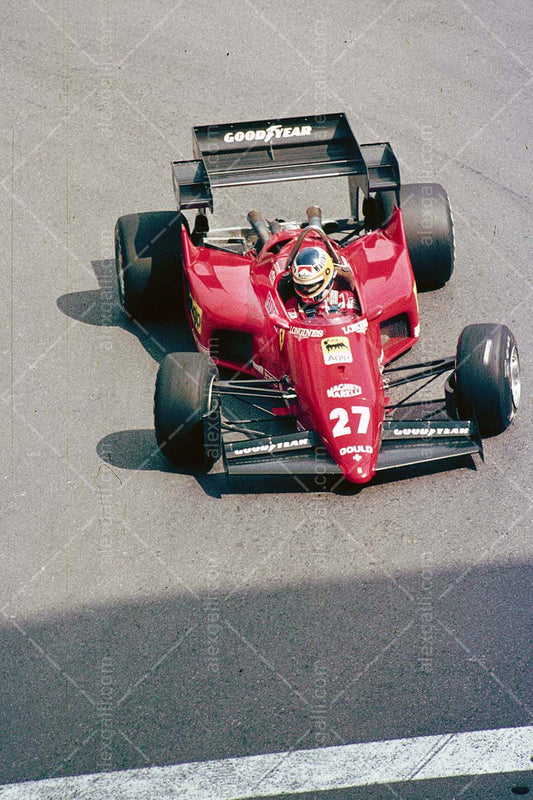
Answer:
[{"xmin": 222, "ymin": 421, "xmax": 482, "ymax": 478}]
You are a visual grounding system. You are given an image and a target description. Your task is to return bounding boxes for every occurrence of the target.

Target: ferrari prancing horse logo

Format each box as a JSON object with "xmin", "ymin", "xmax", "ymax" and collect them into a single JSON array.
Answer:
[{"xmin": 188, "ymin": 293, "xmax": 202, "ymax": 334}]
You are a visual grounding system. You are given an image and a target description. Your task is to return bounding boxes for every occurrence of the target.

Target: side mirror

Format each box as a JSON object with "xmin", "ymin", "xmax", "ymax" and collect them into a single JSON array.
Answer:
[{"xmin": 270, "ymin": 314, "xmax": 290, "ymax": 330}]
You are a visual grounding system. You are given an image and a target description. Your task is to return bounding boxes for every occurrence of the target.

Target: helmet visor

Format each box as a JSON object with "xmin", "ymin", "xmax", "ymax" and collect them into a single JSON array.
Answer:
[{"xmin": 297, "ymin": 279, "xmax": 323, "ymax": 296}]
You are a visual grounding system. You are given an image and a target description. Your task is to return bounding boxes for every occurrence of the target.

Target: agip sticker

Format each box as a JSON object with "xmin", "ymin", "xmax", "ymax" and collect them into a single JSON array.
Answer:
[{"xmin": 321, "ymin": 336, "xmax": 353, "ymax": 365}]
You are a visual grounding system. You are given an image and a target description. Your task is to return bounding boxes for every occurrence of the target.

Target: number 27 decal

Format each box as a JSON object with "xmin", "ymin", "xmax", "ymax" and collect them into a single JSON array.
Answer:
[{"xmin": 330, "ymin": 406, "xmax": 370, "ymax": 437}]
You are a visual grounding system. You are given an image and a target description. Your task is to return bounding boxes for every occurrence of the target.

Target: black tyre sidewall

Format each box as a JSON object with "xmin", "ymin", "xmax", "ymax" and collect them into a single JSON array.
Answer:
[
  {"xmin": 154, "ymin": 352, "xmax": 220, "ymax": 467},
  {"xmin": 455, "ymin": 323, "xmax": 519, "ymax": 436},
  {"xmin": 115, "ymin": 212, "xmax": 184, "ymax": 320},
  {"xmin": 394, "ymin": 183, "xmax": 454, "ymax": 291},
  {"xmin": 114, "ymin": 223, "xmax": 126, "ymax": 308}
]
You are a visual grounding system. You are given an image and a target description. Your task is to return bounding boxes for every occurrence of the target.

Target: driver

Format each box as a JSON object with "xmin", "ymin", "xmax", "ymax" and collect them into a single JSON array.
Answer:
[{"xmin": 287, "ymin": 245, "xmax": 357, "ymax": 317}]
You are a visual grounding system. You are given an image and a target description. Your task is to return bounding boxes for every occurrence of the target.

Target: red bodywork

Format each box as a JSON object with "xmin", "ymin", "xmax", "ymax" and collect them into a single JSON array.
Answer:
[{"xmin": 180, "ymin": 208, "xmax": 420, "ymax": 484}]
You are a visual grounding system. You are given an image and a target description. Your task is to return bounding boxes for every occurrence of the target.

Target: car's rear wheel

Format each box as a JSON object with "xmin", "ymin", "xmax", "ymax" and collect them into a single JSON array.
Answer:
[
  {"xmin": 454, "ymin": 323, "xmax": 520, "ymax": 436},
  {"xmin": 115, "ymin": 211, "xmax": 184, "ymax": 320},
  {"xmin": 378, "ymin": 183, "xmax": 454, "ymax": 290},
  {"xmin": 154, "ymin": 352, "xmax": 220, "ymax": 467}
]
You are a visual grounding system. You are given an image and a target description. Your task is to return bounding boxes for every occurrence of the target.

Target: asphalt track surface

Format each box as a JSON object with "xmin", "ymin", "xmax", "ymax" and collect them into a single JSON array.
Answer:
[{"xmin": 1, "ymin": 1, "xmax": 532, "ymax": 798}]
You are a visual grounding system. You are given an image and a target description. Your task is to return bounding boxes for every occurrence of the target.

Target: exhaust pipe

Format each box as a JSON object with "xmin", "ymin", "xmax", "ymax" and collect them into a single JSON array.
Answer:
[
  {"xmin": 247, "ymin": 210, "xmax": 271, "ymax": 249},
  {"xmin": 306, "ymin": 206, "xmax": 323, "ymax": 229}
]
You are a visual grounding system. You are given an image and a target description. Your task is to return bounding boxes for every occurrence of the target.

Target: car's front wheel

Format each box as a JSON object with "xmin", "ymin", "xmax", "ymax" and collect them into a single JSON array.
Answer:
[
  {"xmin": 453, "ymin": 323, "xmax": 520, "ymax": 436},
  {"xmin": 154, "ymin": 352, "xmax": 220, "ymax": 467}
]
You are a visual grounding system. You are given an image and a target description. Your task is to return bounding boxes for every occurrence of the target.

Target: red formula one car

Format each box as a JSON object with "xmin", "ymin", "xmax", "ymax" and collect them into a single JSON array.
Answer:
[{"xmin": 115, "ymin": 113, "xmax": 520, "ymax": 485}]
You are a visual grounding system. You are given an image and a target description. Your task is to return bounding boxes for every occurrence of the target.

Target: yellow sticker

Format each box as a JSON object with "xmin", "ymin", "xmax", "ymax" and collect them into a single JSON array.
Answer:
[
  {"xmin": 189, "ymin": 294, "xmax": 202, "ymax": 334},
  {"xmin": 321, "ymin": 336, "xmax": 353, "ymax": 365},
  {"xmin": 279, "ymin": 328, "xmax": 286, "ymax": 350}
]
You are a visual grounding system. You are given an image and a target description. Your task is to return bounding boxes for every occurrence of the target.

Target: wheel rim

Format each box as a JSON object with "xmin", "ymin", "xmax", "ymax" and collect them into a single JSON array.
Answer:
[
  {"xmin": 207, "ymin": 373, "xmax": 217, "ymax": 413},
  {"xmin": 510, "ymin": 345, "xmax": 521, "ymax": 409}
]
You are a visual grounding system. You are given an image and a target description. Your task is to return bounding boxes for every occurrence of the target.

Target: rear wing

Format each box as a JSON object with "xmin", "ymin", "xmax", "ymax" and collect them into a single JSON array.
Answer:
[{"xmin": 172, "ymin": 113, "xmax": 400, "ymax": 214}]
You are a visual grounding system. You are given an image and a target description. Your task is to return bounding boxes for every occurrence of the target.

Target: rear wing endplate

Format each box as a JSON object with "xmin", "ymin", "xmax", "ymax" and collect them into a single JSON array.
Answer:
[{"xmin": 172, "ymin": 113, "xmax": 400, "ymax": 213}]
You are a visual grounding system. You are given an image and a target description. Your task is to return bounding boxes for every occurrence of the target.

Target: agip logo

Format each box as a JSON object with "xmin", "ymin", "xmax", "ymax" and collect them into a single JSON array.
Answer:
[{"xmin": 321, "ymin": 337, "xmax": 353, "ymax": 365}]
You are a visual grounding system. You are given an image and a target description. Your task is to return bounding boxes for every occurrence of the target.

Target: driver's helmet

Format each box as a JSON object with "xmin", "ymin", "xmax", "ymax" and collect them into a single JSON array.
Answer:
[{"xmin": 292, "ymin": 246, "xmax": 335, "ymax": 304}]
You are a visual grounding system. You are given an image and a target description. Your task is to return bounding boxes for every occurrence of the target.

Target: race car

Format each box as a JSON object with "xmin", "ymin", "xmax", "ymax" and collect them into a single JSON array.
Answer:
[{"xmin": 114, "ymin": 113, "xmax": 520, "ymax": 485}]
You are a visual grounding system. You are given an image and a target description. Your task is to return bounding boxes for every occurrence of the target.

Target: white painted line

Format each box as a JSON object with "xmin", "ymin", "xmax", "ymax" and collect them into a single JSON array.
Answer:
[{"xmin": 1, "ymin": 726, "xmax": 532, "ymax": 799}]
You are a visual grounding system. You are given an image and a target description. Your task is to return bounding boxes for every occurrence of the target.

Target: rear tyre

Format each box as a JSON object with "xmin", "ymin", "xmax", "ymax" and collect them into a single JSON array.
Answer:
[
  {"xmin": 378, "ymin": 183, "xmax": 454, "ymax": 290},
  {"xmin": 454, "ymin": 323, "xmax": 520, "ymax": 436},
  {"xmin": 154, "ymin": 352, "xmax": 220, "ymax": 467},
  {"xmin": 115, "ymin": 211, "xmax": 184, "ymax": 320}
]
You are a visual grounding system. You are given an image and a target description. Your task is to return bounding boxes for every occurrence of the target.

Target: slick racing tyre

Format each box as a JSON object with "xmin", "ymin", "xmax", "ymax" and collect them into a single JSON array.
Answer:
[
  {"xmin": 454, "ymin": 323, "xmax": 520, "ymax": 436},
  {"xmin": 378, "ymin": 183, "xmax": 454, "ymax": 291},
  {"xmin": 115, "ymin": 211, "xmax": 184, "ymax": 320},
  {"xmin": 154, "ymin": 352, "xmax": 220, "ymax": 467}
]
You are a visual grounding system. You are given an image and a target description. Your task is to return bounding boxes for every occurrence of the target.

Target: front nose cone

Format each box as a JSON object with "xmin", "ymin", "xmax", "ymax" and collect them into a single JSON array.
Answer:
[{"xmin": 341, "ymin": 454, "xmax": 377, "ymax": 484}]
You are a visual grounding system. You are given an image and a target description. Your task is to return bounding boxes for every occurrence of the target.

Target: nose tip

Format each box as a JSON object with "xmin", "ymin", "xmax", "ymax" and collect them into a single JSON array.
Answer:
[{"xmin": 343, "ymin": 458, "xmax": 375, "ymax": 484}]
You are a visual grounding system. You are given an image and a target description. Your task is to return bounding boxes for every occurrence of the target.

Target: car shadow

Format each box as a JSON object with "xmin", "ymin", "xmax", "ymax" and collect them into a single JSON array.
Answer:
[
  {"xmin": 56, "ymin": 259, "xmax": 195, "ymax": 364},
  {"xmin": 58, "ymin": 259, "xmax": 225, "ymax": 495},
  {"xmin": 96, "ymin": 429, "xmax": 354, "ymax": 498}
]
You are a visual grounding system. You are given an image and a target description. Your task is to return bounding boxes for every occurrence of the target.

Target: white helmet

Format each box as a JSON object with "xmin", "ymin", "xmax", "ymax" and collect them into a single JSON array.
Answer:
[{"xmin": 292, "ymin": 246, "xmax": 335, "ymax": 305}]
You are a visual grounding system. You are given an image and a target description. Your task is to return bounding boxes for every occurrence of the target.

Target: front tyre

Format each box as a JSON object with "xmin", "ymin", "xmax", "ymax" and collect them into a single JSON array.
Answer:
[
  {"xmin": 154, "ymin": 352, "xmax": 220, "ymax": 468},
  {"xmin": 455, "ymin": 323, "xmax": 520, "ymax": 436}
]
